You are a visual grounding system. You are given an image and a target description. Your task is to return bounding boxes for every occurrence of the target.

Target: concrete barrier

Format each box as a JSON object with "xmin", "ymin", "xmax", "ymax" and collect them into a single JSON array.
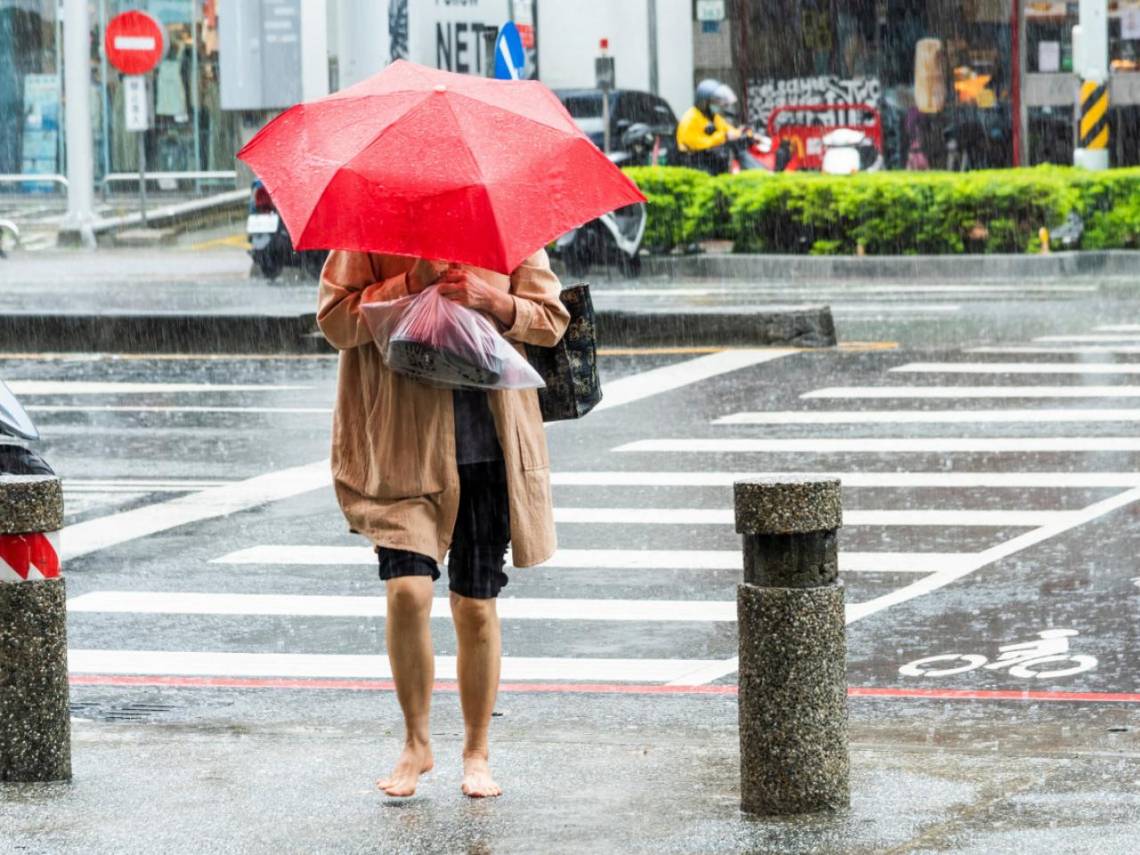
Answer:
[
  {"xmin": 0, "ymin": 474, "xmax": 70, "ymax": 782},
  {"xmin": 734, "ymin": 477, "xmax": 848, "ymax": 814}
]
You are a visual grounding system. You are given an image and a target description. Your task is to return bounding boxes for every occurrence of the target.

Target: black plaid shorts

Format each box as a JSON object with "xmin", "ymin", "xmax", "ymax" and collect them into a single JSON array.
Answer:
[{"xmin": 376, "ymin": 459, "xmax": 511, "ymax": 599}]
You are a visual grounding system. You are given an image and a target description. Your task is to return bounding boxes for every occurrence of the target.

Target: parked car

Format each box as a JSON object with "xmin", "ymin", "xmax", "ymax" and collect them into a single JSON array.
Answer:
[
  {"xmin": 554, "ymin": 88, "xmax": 678, "ymax": 163},
  {"xmin": 246, "ymin": 180, "xmax": 329, "ymax": 280}
]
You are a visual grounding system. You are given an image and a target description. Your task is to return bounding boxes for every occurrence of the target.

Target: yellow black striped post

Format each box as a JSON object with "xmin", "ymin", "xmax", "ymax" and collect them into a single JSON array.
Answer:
[{"xmin": 1079, "ymin": 79, "xmax": 1109, "ymax": 151}]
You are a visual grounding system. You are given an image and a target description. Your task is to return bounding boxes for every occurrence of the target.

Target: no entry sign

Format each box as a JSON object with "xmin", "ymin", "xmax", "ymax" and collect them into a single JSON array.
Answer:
[{"xmin": 105, "ymin": 10, "xmax": 167, "ymax": 76}]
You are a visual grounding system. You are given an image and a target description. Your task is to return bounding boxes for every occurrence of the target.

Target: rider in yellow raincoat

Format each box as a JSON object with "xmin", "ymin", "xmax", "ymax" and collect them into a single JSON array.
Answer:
[{"xmin": 676, "ymin": 79, "xmax": 744, "ymax": 173}]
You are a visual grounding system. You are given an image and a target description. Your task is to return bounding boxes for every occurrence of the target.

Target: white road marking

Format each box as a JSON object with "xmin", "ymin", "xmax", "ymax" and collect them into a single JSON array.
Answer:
[
  {"xmin": 49, "ymin": 350, "xmax": 789, "ymax": 564},
  {"xmin": 67, "ymin": 649, "xmax": 725, "ymax": 684},
  {"xmin": 63, "ymin": 479, "xmax": 236, "ymax": 493},
  {"xmin": 550, "ymin": 471, "xmax": 1140, "ymax": 488},
  {"xmin": 6, "ymin": 381, "xmax": 311, "ymax": 395},
  {"xmin": 67, "ymin": 591, "xmax": 739, "ymax": 622},
  {"xmin": 891, "ymin": 362, "xmax": 1140, "ymax": 375},
  {"xmin": 968, "ymin": 347, "xmax": 1140, "ymax": 355},
  {"xmin": 1035, "ymin": 334, "xmax": 1140, "ymax": 342},
  {"xmin": 845, "ymin": 486, "xmax": 1140, "ymax": 624},
  {"xmin": 591, "ymin": 349, "xmax": 796, "ymax": 412},
  {"xmin": 29, "ymin": 405, "xmax": 332, "ymax": 415},
  {"xmin": 60, "ymin": 461, "xmax": 332, "ymax": 562},
  {"xmin": 617, "ymin": 437, "xmax": 1140, "ymax": 454},
  {"xmin": 686, "ymin": 486, "xmax": 1140, "ymax": 685},
  {"xmin": 553, "ymin": 507, "xmax": 1073, "ymax": 527},
  {"xmin": 1097, "ymin": 325, "xmax": 1140, "ymax": 332},
  {"xmin": 715, "ymin": 408, "xmax": 1140, "ymax": 425},
  {"xmin": 803, "ymin": 385, "xmax": 1140, "ymax": 399},
  {"xmin": 211, "ymin": 545, "xmax": 965, "ymax": 574},
  {"xmin": 828, "ymin": 304, "xmax": 962, "ymax": 314}
]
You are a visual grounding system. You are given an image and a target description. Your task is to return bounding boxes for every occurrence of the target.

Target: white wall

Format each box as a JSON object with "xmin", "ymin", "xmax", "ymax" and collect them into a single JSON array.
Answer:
[
  {"xmin": 335, "ymin": 0, "xmax": 391, "ymax": 88},
  {"xmin": 536, "ymin": 0, "xmax": 693, "ymax": 116}
]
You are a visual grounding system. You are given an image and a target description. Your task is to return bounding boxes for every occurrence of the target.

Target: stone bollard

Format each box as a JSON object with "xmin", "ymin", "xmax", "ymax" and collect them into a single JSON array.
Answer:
[
  {"xmin": 734, "ymin": 477, "xmax": 848, "ymax": 814},
  {"xmin": 0, "ymin": 473, "xmax": 71, "ymax": 782}
]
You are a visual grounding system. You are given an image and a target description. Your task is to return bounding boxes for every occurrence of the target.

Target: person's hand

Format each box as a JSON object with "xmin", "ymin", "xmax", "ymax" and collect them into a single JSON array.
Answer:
[
  {"xmin": 437, "ymin": 265, "xmax": 516, "ymax": 327},
  {"xmin": 408, "ymin": 258, "xmax": 445, "ymax": 294}
]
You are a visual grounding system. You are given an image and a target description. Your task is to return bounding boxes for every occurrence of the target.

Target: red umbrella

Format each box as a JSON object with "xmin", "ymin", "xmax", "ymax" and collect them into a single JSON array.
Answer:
[{"xmin": 236, "ymin": 60, "xmax": 647, "ymax": 274}]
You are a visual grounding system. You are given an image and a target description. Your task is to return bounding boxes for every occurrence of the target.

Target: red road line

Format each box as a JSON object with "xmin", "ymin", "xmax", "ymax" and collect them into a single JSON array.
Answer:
[{"xmin": 69, "ymin": 674, "xmax": 1140, "ymax": 703}]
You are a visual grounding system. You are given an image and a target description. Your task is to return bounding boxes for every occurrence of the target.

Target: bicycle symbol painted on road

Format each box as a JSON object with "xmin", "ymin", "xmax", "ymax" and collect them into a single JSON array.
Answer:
[{"xmin": 899, "ymin": 629, "xmax": 1097, "ymax": 680}]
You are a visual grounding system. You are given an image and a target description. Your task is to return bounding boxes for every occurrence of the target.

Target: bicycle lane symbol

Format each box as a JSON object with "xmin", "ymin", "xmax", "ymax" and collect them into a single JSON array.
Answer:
[{"xmin": 899, "ymin": 629, "xmax": 1098, "ymax": 680}]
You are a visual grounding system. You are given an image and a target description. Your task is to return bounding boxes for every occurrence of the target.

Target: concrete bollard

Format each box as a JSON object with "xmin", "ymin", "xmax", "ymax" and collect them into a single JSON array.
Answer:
[
  {"xmin": 0, "ymin": 473, "xmax": 71, "ymax": 782},
  {"xmin": 734, "ymin": 477, "xmax": 848, "ymax": 815}
]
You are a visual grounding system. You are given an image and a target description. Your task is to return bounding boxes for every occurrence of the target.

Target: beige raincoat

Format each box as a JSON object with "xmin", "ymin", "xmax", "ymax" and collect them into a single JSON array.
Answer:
[{"xmin": 317, "ymin": 248, "xmax": 570, "ymax": 567}]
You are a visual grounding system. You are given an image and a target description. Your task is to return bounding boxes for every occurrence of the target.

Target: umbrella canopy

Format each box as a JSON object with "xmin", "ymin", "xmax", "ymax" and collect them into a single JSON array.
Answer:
[{"xmin": 236, "ymin": 60, "xmax": 647, "ymax": 274}]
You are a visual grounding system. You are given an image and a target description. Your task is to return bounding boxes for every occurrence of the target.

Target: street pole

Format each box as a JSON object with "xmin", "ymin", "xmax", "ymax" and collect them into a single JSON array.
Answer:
[
  {"xmin": 1074, "ymin": 0, "xmax": 1109, "ymax": 170},
  {"xmin": 61, "ymin": 0, "xmax": 96, "ymax": 247},
  {"xmin": 647, "ymin": 0, "xmax": 659, "ymax": 96}
]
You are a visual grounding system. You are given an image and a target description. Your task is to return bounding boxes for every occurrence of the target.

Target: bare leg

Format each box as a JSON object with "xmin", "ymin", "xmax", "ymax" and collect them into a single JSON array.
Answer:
[
  {"xmin": 377, "ymin": 575, "xmax": 435, "ymax": 796},
  {"xmin": 450, "ymin": 590, "xmax": 503, "ymax": 797}
]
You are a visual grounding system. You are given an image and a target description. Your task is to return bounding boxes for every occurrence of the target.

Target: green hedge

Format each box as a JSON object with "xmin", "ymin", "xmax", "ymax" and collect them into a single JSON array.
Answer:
[{"xmin": 622, "ymin": 165, "xmax": 1140, "ymax": 254}]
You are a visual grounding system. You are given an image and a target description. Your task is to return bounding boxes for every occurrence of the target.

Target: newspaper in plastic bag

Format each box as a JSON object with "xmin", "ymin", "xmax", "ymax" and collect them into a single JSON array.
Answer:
[{"xmin": 360, "ymin": 284, "xmax": 546, "ymax": 391}]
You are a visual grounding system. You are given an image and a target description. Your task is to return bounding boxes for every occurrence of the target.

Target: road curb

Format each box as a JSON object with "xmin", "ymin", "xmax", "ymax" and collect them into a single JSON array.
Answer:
[
  {"xmin": 58, "ymin": 190, "xmax": 248, "ymax": 248},
  {"xmin": 642, "ymin": 250, "xmax": 1140, "ymax": 282},
  {"xmin": 0, "ymin": 305, "xmax": 836, "ymax": 353}
]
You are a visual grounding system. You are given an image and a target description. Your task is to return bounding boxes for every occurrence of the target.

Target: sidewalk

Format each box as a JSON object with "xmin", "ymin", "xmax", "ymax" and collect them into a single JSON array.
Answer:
[{"xmin": 2, "ymin": 691, "xmax": 1135, "ymax": 853}]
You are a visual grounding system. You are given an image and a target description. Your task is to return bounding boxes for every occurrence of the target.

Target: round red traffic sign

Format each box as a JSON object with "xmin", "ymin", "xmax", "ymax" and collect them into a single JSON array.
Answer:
[{"xmin": 105, "ymin": 10, "xmax": 167, "ymax": 76}]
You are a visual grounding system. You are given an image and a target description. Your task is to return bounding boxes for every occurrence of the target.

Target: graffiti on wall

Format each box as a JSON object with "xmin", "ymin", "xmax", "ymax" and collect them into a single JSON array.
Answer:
[{"xmin": 747, "ymin": 76, "xmax": 882, "ymax": 128}]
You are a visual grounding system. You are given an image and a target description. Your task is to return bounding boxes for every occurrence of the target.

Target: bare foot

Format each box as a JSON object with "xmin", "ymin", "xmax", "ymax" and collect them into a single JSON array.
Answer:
[
  {"xmin": 377, "ymin": 743, "xmax": 434, "ymax": 797},
  {"xmin": 461, "ymin": 753, "xmax": 502, "ymax": 798}
]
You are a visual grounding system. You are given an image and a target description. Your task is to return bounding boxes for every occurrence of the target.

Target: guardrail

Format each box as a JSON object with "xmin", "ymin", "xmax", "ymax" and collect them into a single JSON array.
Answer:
[
  {"xmin": 101, "ymin": 170, "xmax": 238, "ymax": 192},
  {"xmin": 0, "ymin": 174, "xmax": 69, "ymax": 192}
]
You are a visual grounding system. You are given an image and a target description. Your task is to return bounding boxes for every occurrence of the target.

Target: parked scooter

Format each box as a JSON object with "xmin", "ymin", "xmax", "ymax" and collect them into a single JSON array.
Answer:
[
  {"xmin": 820, "ymin": 127, "xmax": 884, "ymax": 175},
  {"xmin": 246, "ymin": 181, "xmax": 329, "ymax": 280},
  {"xmin": 0, "ymin": 379, "xmax": 53, "ymax": 476},
  {"xmin": 550, "ymin": 123, "xmax": 649, "ymax": 277}
]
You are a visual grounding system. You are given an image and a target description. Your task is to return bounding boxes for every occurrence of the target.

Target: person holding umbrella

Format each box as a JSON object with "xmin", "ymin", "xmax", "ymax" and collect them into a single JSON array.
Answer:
[{"xmin": 237, "ymin": 60, "xmax": 644, "ymax": 799}]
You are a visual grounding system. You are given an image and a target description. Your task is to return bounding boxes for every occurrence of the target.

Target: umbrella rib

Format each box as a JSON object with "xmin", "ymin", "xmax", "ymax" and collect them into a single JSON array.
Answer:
[{"xmin": 294, "ymin": 92, "xmax": 436, "ymax": 249}]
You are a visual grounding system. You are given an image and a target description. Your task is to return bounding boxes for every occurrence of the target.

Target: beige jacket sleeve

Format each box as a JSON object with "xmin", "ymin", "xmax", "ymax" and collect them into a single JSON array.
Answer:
[
  {"xmin": 317, "ymin": 250, "xmax": 410, "ymax": 350},
  {"xmin": 502, "ymin": 248, "xmax": 571, "ymax": 348}
]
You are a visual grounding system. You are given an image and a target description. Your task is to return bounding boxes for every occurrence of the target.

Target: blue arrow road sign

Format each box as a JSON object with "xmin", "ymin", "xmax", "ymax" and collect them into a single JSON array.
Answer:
[{"xmin": 494, "ymin": 22, "xmax": 526, "ymax": 80}]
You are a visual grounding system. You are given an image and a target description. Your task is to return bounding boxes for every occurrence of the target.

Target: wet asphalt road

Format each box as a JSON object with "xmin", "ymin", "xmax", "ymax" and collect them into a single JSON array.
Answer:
[{"xmin": 1, "ymin": 258, "xmax": 1138, "ymax": 852}]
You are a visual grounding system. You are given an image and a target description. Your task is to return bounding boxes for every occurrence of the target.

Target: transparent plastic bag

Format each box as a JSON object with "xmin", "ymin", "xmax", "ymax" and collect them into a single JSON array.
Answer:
[{"xmin": 360, "ymin": 284, "xmax": 545, "ymax": 391}]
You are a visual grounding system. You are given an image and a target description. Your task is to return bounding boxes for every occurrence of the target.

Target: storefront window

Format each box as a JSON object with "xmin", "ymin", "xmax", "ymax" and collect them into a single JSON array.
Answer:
[
  {"xmin": 0, "ymin": 1, "xmax": 63, "ymax": 185},
  {"xmin": 96, "ymin": 0, "xmax": 235, "ymax": 186},
  {"xmin": 1, "ymin": 0, "xmax": 237, "ymax": 195}
]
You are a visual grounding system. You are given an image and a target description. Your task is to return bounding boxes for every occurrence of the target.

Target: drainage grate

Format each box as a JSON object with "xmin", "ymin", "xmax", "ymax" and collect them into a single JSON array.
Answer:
[{"xmin": 69, "ymin": 701, "xmax": 180, "ymax": 722}]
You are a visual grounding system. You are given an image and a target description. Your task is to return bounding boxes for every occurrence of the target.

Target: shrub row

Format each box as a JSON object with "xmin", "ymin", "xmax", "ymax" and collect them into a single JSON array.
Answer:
[{"xmin": 621, "ymin": 165, "xmax": 1140, "ymax": 255}]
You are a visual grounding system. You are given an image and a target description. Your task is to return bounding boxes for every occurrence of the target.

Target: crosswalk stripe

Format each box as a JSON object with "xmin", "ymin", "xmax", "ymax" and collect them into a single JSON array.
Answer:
[
  {"xmin": 1035, "ymin": 334, "xmax": 1140, "ymax": 342},
  {"xmin": 66, "ymin": 591, "xmax": 738, "ymax": 622},
  {"xmin": 29, "ymin": 405, "xmax": 332, "ymax": 415},
  {"xmin": 550, "ymin": 471, "xmax": 1140, "ymax": 488},
  {"xmin": 617, "ymin": 437, "xmax": 1140, "ymax": 454},
  {"xmin": 1096, "ymin": 325, "xmax": 1140, "ymax": 332},
  {"xmin": 67, "ymin": 649, "xmax": 726, "ymax": 683},
  {"xmin": 590, "ymin": 349, "xmax": 795, "ymax": 413},
  {"xmin": 6, "ymin": 381, "xmax": 311, "ymax": 395},
  {"xmin": 210, "ymin": 546, "xmax": 966, "ymax": 574},
  {"xmin": 802, "ymin": 385, "xmax": 1140, "ymax": 399},
  {"xmin": 553, "ymin": 508, "xmax": 1073, "ymax": 527},
  {"xmin": 891, "ymin": 362, "xmax": 1140, "ymax": 375},
  {"xmin": 968, "ymin": 346, "xmax": 1140, "ymax": 355},
  {"xmin": 714, "ymin": 408, "xmax": 1140, "ymax": 425}
]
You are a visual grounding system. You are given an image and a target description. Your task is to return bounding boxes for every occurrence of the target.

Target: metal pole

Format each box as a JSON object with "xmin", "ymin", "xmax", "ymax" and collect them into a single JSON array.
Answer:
[
  {"xmin": 1074, "ymin": 0, "xmax": 1109, "ymax": 170},
  {"xmin": 647, "ymin": 0, "xmax": 659, "ymax": 96},
  {"xmin": 61, "ymin": 0, "xmax": 97, "ymax": 247},
  {"xmin": 138, "ymin": 132, "xmax": 148, "ymax": 225},
  {"xmin": 1011, "ymin": 0, "xmax": 1024, "ymax": 166}
]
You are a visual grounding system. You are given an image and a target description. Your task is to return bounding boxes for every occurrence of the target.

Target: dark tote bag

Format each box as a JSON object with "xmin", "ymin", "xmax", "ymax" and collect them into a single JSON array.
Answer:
[{"xmin": 525, "ymin": 284, "xmax": 602, "ymax": 421}]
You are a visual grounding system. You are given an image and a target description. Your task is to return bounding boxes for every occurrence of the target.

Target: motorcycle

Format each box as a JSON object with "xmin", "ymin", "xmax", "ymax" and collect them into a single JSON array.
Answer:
[
  {"xmin": 246, "ymin": 181, "xmax": 329, "ymax": 280},
  {"xmin": 550, "ymin": 123, "xmax": 649, "ymax": 278},
  {"xmin": 1, "ymin": 379, "xmax": 53, "ymax": 477}
]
